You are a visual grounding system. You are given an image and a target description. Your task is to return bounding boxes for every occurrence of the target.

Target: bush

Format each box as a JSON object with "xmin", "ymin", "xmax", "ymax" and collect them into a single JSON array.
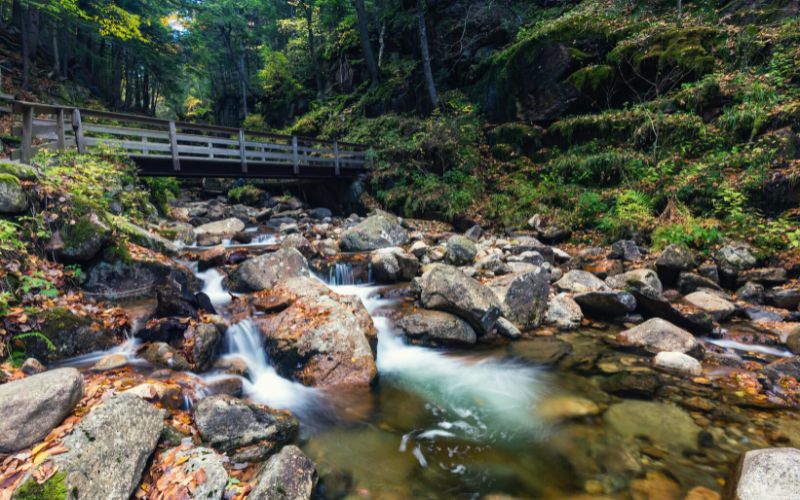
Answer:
[
  {"xmin": 143, "ymin": 177, "xmax": 180, "ymax": 214},
  {"xmin": 598, "ymin": 189, "xmax": 654, "ymax": 240},
  {"xmin": 227, "ymin": 184, "xmax": 263, "ymax": 205}
]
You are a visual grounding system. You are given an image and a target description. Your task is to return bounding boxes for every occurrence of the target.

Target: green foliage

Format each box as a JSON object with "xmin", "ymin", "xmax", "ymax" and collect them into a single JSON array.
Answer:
[
  {"xmin": 651, "ymin": 220, "xmax": 723, "ymax": 251},
  {"xmin": 568, "ymin": 64, "xmax": 614, "ymax": 93},
  {"xmin": 546, "ymin": 146, "xmax": 650, "ymax": 186},
  {"xmin": 143, "ymin": 177, "xmax": 181, "ymax": 215},
  {"xmin": 8, "ymin": 331, "xmax": 57, "ymax": 366},
  {"xmin": 597, "ymin": 189, "xmax": 654, "ymax": 240},
  {"xmin": 227, "ymin": 184, "xmax": 264, "ymax": 205}
]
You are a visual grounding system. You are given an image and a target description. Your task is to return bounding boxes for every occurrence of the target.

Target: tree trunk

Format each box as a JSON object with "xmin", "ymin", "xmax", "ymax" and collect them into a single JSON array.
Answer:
[
  {"xmin": 416, "ymin": 0, "xmax": 438, "ymax": 109},
  {"xmin": 51, "ymin": 17, "xmax": 60, "ymax": 77},
  {"xmin": 21, "ymin": 3, "xmax": 40, "ymax": 90},
  {"xmin": 238, "ymin": 39, "xmax": 248, "ymax": 117},
  {"xmin": 304, "ymin": 4, "xmax": 323, "ymax": 98},
  {"xmin": 352, "ymin": 0, "xmax": 379, "ymax": 87}
]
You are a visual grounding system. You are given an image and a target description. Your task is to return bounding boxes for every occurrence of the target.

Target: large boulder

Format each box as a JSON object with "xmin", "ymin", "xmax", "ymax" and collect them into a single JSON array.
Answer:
[
  {"xmin": 715, "ymin": 243, "xmax": 757, "ymax": 284},
  {"xmin": 250, "ymin": 445, "xmax": 317, "ymax": 499},
  {"xmin": 0, "ymin": 173, "xmax": 27, "ymax": 213},
  {"xmin": 419, "ymin": 264, "xmax": 504, "ymax": 335},
  {"xmin": 24, "ymin": 307, "xmax": 118, "ymax": 363},
  {"xmin": 0, "ymin": 368, "xmax": 83, "ymax": 452},
  {"xmin": 18, "ymin": 393, "xmax": 165, "ymax": 500},
  {"xmin": 339, "ymin": 212, "xmax": 409, "ymax": 251},
  {"xmin": 192, "ymin": 217, "xmax": 245, "ymax": 240},
  {"xmin": 616, "ymin": 318, "xmax": 698, "ymax": 354},
  {"xmin": 682, "ymin": 291, "xmax": 736, "ymax": 322},
  {"xmin": 445, "ymin": 235, "xmax": 478, "ymax": 266},
  {"xmin": 555, "ymin": 270, "xmax": 609, "ymax": 293},
  {"xmin": 227, "ymin": 247, "xmax": 309, "ymax": 292},
  {"xmin": 156, "ymin": 447, "xmax": 229, "ymax": 500},
  {"xmin": 114, "ymin": 218, "xmax": 178, "ymax": 255},
  {"xmin": 194, "ymin": 395, "xmax": 299, "ymax": 462},
  {"xmin": 50, "ymin": 213, "xmax": 111, "ymax": 263},
  {"xmin": 396, "ymin": 310, "xmax": 477, "ymax": 346},
  {"xmin": 544, "ymin": 293, "xmax": 583, "ymax": 330},
  {"xmin": 488, "ymin": 268, "xmax": 549, "ymax": 329},
  {"xmin": 370, "ymin": 247, "xmax": 420, "ymax": 283},
  {"xmin": 726, "ymin": 448, "xmax": 800, "ymax": 500},
  {"xmin": 605, "ymin": 268, "xmax": 663, "ymax": 295},
  {"xmin": 656, "ymin": 244, "xmax": 695, "ymax": 285},
  {"xmin": 574, "ymin": 290, "xmax": 636, "ymax": 317},
  {"xmin": 83, "ymin": 257, "xmax": 199, "ymax": 301},
  {"xmin": 254, "ymin": 277, "xmax": 378, "ymax": 387}
]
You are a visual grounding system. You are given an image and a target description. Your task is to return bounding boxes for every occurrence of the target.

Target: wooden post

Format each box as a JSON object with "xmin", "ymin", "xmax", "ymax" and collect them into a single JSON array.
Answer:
[
  {"xmin": 168, "ymin": 121, "xmax": 180, "ymax": 172},
  {"xmin": 239, "ymin": 129, "xmax": 247, "ymax": 174},
  {"xmin": 208, "ymin": 141, "xmax": 214, "ymax": 159},
  {"xmin": 141, "ymin": 136, "xmax": 147, "ymax": 155},
  {"xmin": 72, "ymin": 109, "xmax": 86, "ymax": 154},
  {"xmin": 20, "ymin": 105, "xmax": 33, "ymax": 163},
  {"xmin": 333, "ymin": 140, "xmax": 340, "ymax": 176},
  {"xmin": 55, "ymin": 108, "xmax": 65, "ymax": 150},
  {"xmin": 292, "ymin": 136, "xmax": 299, "ymax": 175}
]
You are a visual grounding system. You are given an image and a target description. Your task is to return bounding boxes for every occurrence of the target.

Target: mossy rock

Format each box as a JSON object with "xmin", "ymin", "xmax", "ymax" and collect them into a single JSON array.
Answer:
[
  {"xmin": 488, "ymin": 122, "xmax": 543, "ymax": 157},
  {"xmin": 0, "ymin": 162, "xmax": 38, "ymax": 181},
  {"xmin": 12, "ymin": 472, "xmax": 69, "ymax": 500},
  {"xmin": 25, "ymin": 307, "xmax": 116, "ymax": 363},
  {"xmin": 56, "ymin": 214, "xmax": 111, "ymax": 263},
  {"xmin": 112, "ymin": 216, "xmax": 177, "ymax": 255},
  {"xmin": 0, "ymin": 173, "xmax": 27, "ymax": 214}
]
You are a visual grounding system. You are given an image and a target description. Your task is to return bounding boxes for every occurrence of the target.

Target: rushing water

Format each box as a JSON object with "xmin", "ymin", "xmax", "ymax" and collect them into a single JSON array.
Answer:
[
  {"xmin": 195, "ymin": 267, "xmax": 232, "ymax": 306},
  {"xmin": 703, "ymin": 337, "xmax": 793, "ymax": 358}
]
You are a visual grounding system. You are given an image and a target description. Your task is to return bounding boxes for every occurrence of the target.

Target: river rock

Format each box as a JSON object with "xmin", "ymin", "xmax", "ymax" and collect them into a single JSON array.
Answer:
[
  {"xmin": 683, "ymin": 291, "xmax": 736, "ymax": 322},
  {"xmin": 167, "ymin": 447, "xmax": 228, "ymax": 500},
  {"xmin": 250, "ymin": 445, "xmax": 318, "ymax": 499},
  {"xmin": 617, "ymin": 318, "xmax": 698, "ymax": 354},
  {"xmin": 25, "ymin": 307, "xmax": 117, "ymax": 363},
  {"xmin": 0, "ymin": 368, "xmax": 83, "ymax": 452},
  {"xmin": 726, "ymin": 447, "xmax": 800, "ymax": 500},
  {"xmin": 139, "ymin": 342, "xmax": 192, "ymax": 371},
  {"xmin": 606, "ymin": 268, "xmax": 663, "ymax": 294},
  {"xmin": 396, "ymin": 310, "xmax": 477, "ymax": 346},
  {"xmin": 609, "ymin": 239, "xmax": 643, "ymax": 261},
  {"xmin": 738, "ymin": 267, "xmax": 788, "ymax": 287},
  {"xmin": 629, "ymin": 284, "xmax": 714, "ymax": 335},
  {"xmin": 195, "ymin": 395, "xmax": 299, "ymax": 462},
  {"xmin": 544, "ymin": 293, "xmax": 583, "ymax": 330},
  {"xmin": 254, "ymin": 277, "xmax": 378, "ymax": 387},
  {"xmin": 20, "ymin": 357, "xmax": 45, "ymax": 375},
  {"xmin": 197, "ymin": 245, "xmax": 227, "ymax": 271},
  {"xmin": 511, "ymin": 337, "xmax": 572, "ymax": 365},
  {"xmin": 574, "ymin": 290, "xmax": 636, "ymax": 317},
  {"xmin": 656, "ymin": 244, "xmax": 695, "ymax": 285},
  {"xmin": 536, "ymin": 396, "xmax": 601, "ymax": 423},
  {"xmin": 419, "ymin": 264, "xmax": 504, "ymax": 335},
  {"xmin": 604, "ymin": 400, "xmax": 700, "ymax": 451},
  {"xmin": 115, "ymin": 218, "xmax": 178, "ymax": 255},
  {"xmin": 737, "ymin": 281, "xmax": 765, "ymax": 304},
  {"xmin": 339, "ymin": 212, "xmax": 409, "ymax": 251},
  {"xmin": 0, "ymin": 173, "xmax": 27, "ymax": 213},
  {"xmin": 786, "ymin": 330, "xmax": 800, "ymax": 354},
  {"xmin": 678, "ymin": 272, "xmax": 722, "ymax": 295},
  {"xmin": 192, "ymin": 217, "xmax": 245, "ymax": 240},
  {"xmin": 716, "ymin": 243, "xmax": 757, "ymax": 277},
  {"xmin": 18, "ymin": 393, "xmax": 165, "ymax": 500},
  {"xmin": 85, "ymin": 252, "xmax": 200, "ymax": 297},
  {"xmin": 766, "ymin": 286, "xmax": 800, "ymax": 310},
  {"xmin": 653, "ymin": 351, "xmax": 703, "ymax": 376},
  {"xmin": 281, "ymin": 233, "xmax": 314, "ymax": 257},
  {"xmin": 601, "ymin": 371, "xmax": 661, "ymax": 398},
  {"xmin": 189, "ymin": 322, "xmax": 223, "ymax": 371},
  {"xmin": 49, "ymin": 212, "xmax": 111, "ymax": 263},
  {"xmin": 445, "ymin": 235, "xmax": 478, "ymax": 265},
  {"xmin": 227, "ymin": 247, "xmax": 309, "ymax": 292},
  {"xmin": 762, "ymin": 356, "xmax": 800, "ymax": 382},
  {"xmin": 555, "ymin": 270, "xmax": 609, "ymax": 293},
  {"xmin": 371, "ymin": 247, "xmax": 420, "ymax": 283},
  {"xmin": 488, "ymin": 267, "xmax": 549, "ymax": 329},
  {"xmin": 125, "ymin": 381, "xmax": 183, "ymax": 410}
]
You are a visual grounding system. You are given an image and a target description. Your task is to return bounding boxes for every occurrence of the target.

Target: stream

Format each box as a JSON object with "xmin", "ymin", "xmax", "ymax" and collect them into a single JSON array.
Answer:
[{"xmin": 55, "ymin": 239, "xmax": 795, "ymax": 498}]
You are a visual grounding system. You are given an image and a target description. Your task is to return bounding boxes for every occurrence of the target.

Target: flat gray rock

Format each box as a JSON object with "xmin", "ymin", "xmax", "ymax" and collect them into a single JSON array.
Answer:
[
  {"xmin": 0, "ymin": 368, "xmax": 83, "ymax": 452},
  {"xmin": 250, "ymin": 445, "xmax": 317, "ymax": 499},
  {"xmin": 616, "ymin": 318, "xmax": 698, "ymax": 354}
]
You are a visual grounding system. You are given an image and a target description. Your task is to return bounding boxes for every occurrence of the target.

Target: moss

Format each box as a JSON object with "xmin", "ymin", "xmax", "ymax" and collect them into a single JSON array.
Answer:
[
  {"xmin": 61, "ymin": 217, "xmax": 105, "ymax": 250},
  {"xmin": 12, "ymin": 472, "xmax": 68, "ymax": 500},
  {"xmin": 568, "ymin": 64, "xmax": 614, "ymax": 93},
  {"xmin": 0, "ymin": 162, "xmax": 37, "ymax": 181},
  {"xmin": 0, "ymin": 173, "xmax": 21, "ymax": 187}
]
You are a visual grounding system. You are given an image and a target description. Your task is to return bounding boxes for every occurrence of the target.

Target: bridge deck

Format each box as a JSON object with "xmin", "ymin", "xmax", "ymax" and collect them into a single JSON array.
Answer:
[{"xmin": 4, "ymin": 99, "xmax": 371, "ymax": 179}]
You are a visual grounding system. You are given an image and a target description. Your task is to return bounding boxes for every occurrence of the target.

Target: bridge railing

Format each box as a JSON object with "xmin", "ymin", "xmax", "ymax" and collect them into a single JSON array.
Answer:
[{"xmin": 6, "ymin": 99, "xmax": 372, "ymax": 176}]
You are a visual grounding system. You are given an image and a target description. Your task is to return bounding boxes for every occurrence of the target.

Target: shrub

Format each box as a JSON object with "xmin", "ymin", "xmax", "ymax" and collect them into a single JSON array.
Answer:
[
  {"xmin": 598, "ymin": 189, "xmax": 654, "ymax": 240},
  {"xmin": 227, "ymin": 184, "xmax": 263, "ymax": 205}
]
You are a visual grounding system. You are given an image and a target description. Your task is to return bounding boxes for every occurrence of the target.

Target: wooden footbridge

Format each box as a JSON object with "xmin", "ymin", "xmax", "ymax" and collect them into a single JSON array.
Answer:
[{"xmin": 2, "ymin": 99, "xmax": 372, "ymax": 179}]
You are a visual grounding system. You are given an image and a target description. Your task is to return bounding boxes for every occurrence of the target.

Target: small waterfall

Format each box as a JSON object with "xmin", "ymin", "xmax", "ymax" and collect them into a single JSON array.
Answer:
[
  {"xmin": 328, "ymin": 262, "xmax": 356, "ymax": 286},
  {"xmin": 195, "ymin": 267, "xmax": 232, "ymax": 306},
  {"xmin": 218, "ymin": 320, "xmax": 319, "ymax": 412}
]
